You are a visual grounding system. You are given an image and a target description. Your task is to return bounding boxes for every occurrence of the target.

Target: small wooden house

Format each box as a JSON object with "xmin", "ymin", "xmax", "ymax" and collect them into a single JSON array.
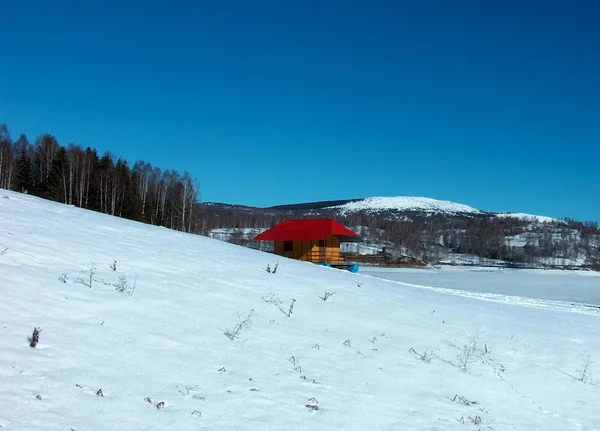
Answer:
[{"xmin": 254, "ymin": 218, "xmax": 360, "ymax": 265}]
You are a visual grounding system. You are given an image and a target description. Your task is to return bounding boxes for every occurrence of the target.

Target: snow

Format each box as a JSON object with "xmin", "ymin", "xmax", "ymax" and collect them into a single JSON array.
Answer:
[
  {"xmin": 1, "ymin": 188, "xmax": 600, "ymax": 430},
  {"xmin": 329, "ymin": 196, "xmax": 484, "ymax": 216},
  {"xmin": 495, "ymin": 212, "xmax": 559, "ymax": 223},
  {"xmin": 340, "ymin": 242, "xmax": 381, "ymax": 255},
  {"xmin": 440, "ymin": 252, "xmax": 588, "ymax": 268},
  {"xmin": 361, "ymin": 266, "xmax": 600, "ymax": 307},
  {"xmin": 208, "ymin": 227, "xmax": 264, "ymax": 241}
]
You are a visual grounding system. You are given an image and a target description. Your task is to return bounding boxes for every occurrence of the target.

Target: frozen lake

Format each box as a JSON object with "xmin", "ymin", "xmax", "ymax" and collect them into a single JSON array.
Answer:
[{"xmin": 361, "ymin": 266, "xmax": 600, "ymax": 307}]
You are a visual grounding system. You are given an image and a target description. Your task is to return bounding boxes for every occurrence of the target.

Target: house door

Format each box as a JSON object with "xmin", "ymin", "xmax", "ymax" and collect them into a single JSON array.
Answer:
[{"xmin": 318, "ymin": 240, "xmax": 326, "ymax": 263}]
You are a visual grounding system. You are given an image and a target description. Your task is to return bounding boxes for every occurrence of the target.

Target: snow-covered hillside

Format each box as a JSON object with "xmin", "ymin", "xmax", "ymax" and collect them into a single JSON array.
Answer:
[
  {"xmin": 327, "ymin": 196, "xmax": 484, "ymax": 217},
  {"xmin": 495, "ymin": 212, "xmax": 559, "ymax": 223},
  {"xmin": 1, "ymin": 189, "xmax": 600, "ymax": 430}
]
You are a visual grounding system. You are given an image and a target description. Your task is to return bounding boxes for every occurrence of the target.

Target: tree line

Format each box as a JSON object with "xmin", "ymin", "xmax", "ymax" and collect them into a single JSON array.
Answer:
[
  {"xmin": 199, "ymin": 205, "xmax": 600, "ymax": 270},
  {"xmin": 0, "ymin": 124, "xmax": 201, "ymax": 232},
  {"xmin": 344, "ymin": 213, "xmax": 600, "ymax": 269}
]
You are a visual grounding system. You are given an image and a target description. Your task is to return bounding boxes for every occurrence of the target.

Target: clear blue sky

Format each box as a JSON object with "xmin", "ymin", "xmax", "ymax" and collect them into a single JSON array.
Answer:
[{"xmin": 1, "ymin": 0, "xmax": 598, "ymax": 221}]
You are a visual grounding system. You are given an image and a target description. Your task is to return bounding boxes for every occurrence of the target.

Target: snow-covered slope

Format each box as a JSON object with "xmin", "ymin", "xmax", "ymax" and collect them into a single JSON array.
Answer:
[
  {"xmin": 495, "ymin": 212, "xmax": 560, "ymax": 223},
  {"xmin": 327, "ymin": 196, "xmax": 484, "ymax": 217},
  {"xmin": 1, "ymin": 189, "xmax": 599, "ymax": 430}
]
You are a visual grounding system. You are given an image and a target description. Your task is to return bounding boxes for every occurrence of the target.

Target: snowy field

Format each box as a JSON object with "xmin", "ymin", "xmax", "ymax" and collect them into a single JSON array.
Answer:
[
  {"xmin": 1, "ymin": 189, "xmax": 600, "ymax": 430},
  {"xmin": 361, "ymin": 267, "xmax": 600, "ymax": 307}
]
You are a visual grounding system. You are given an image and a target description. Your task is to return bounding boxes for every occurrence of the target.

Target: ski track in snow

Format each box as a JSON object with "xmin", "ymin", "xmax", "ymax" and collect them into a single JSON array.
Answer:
[{"xmin": 363, "ymin": 275, "xmax": 600, "ymax": 316}]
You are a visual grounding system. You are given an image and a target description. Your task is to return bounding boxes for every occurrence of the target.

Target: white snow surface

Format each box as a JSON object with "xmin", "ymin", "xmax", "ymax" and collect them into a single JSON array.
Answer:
[
  {"xmin": 1, "ymin": 189, "xmax": 600, "ymax": 430},
  {"xmin": 361, "ymin": 266, "xmax": 600, "ymax": 307},
  {"xmin": 494, "ymin": 212, "xmax": 559, "ymax": 223},
  {"xmin": 329, "ymin": 196, "xmax": 484, "ymax": 216}
]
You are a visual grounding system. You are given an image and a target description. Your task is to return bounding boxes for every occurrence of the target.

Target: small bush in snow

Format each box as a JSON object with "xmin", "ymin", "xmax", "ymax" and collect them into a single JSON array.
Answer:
[
  {"xmin": 409, "ymin": 347, "xmax": 435, "ymax": 363},
  {"xmin": 96, "ymin": 389, "xmax": 104, "ymax": 397},
  {"xmin": 29, "ymin": 327, "xmax": 41, "ymax": 348},
  {"xmin": 470, "ymin": 415, "xmax": 482, "ymax": 425},
  {"xmin": 78, "ymin": 262, "xmax": 97, "ymax": 288},
  {"xmin": 266, "ymin": 263, "xmax": 279, "ymax": 273},
  {"xmin": 59, "ymin": 273, "xmax": 68, "ymax": 283},
  {"xmin": 450, "ymin": 394, "xmax": 478, "ymax": 406},
  {"xmin": 226, "ymin": 309, "xmax": 256, "ymax": 340},
  {"xmin": 262, "ymin": 292, "xmax": 282, "ymax": 307},
  {"xmin": 457, "ymin": 344, "xmax": 475, "ymax": 372},
  {"xmin": 306, "ymin": 397, "xmax": 319, "ymax": 411},
  {"xmin": 451, "ymin": 332, "xmax": 486, "ymax": 372},
  {"xmin": 286, "ymin": 299, "xmax": 296, "ymax": 317},
  {"xmin": 89, "ymin": 262, "xmax": 97, "ymax": 288},
  {"xmin": 114, "ymin": 275, "xmax": 129, "ymax": 293},
  {"xmin": 577, "ymin": 356, "xmax": 593, "ymax": 383},
  {"xmin": 343, "ymin": 339, "xmax": 352, "ymax": 347},
  {"xmin": 112, "ymin": 260, "xmax": 117, "ymax": 271},
  {"xmin": 1, "ymin": 247, "xmax": 7, "ymax": 255},
  {"xmin": 319, "ymin": 291, "xmax": 336, "ymax": 301},
  {"xmin": 262, "ymin": 292, "xmax": 294, "ymax": 317}
]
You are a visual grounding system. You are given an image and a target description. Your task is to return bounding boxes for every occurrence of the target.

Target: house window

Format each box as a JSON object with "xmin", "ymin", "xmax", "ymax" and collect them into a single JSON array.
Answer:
[
  {"xmin": 318, "ymin": 240, "xmax": 325, "ymax": 248},
  {"xmin": 283, "ymin": 241, "xmax": 293, "ymax": 252}
]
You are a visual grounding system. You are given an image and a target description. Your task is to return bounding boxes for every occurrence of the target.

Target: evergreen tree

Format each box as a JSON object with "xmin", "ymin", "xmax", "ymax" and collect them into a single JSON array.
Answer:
[
  {"xmin": 0, "ymin": 124, "xmax": 14, "ymax": 189},
  {"xmin": 47, "ymin": 147, "xmax": 69, "ymax": 203},
  {"xmin": 15, "ymin": 148, "xmax": 32, "ymax": 193}
]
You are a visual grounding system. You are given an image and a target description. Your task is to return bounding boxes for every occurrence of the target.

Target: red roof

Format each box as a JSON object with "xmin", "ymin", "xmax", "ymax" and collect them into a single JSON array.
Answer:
[{"xmin": 254, "ymin": 218, "xmax": 359, "ymax": 242}]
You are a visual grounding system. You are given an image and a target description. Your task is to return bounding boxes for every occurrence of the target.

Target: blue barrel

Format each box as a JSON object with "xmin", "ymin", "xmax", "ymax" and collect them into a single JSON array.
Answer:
[{"xmin": 348, "ymin": 263, "xmax": 359, "ymax": 273}]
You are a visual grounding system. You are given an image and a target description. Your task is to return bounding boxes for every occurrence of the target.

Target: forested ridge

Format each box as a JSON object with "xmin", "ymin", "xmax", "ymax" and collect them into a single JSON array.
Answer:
[
  {"xmin": 0, "ymin": 124, "xmax": 201, "ymax": 232},
  {"xmin": 200, "ymin": 203, "xmax": 600, "ymax": 270},
  {"xmin": 207, "ymin": 210, "xmax": 600, "ymax": 270}
]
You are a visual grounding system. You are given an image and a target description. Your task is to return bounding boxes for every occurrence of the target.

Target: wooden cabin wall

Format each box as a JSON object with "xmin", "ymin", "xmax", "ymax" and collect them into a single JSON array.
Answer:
[
  {"xmin": 273, "ymin": 236, "xmax": 344, "ymax": 264},
  {"xmin": 312, "ymin": 235, "xmax": 343, "ymax": 264}
]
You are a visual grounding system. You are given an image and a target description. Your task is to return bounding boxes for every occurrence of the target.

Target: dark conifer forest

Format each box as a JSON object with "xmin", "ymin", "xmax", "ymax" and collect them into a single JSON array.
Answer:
[{"xmin": 0, "ymin": 124, "xmax": 201, "ymax": 232}]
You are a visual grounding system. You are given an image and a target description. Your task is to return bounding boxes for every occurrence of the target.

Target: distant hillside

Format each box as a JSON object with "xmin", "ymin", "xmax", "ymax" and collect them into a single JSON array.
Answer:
[
  {"xmin": 199, "ymin": 196, "xmax": 600, "ymax": 271},
  {"xmin": 200, "ymin": 196, "xmax": 490, "ymax": 222},
  {"xmin": 267, "ymin": 199, "xmax": 362, "ymax": 211}
]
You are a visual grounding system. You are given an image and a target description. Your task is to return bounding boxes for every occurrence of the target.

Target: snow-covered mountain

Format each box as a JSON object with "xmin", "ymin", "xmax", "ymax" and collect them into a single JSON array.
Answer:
[
  {"xmin": 204, "ymin": 196, "xmax": 558, "ymax": 222},
  {"xmin": 326, "ymin": 196, "xmax": 485, "ymax": 218}
]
